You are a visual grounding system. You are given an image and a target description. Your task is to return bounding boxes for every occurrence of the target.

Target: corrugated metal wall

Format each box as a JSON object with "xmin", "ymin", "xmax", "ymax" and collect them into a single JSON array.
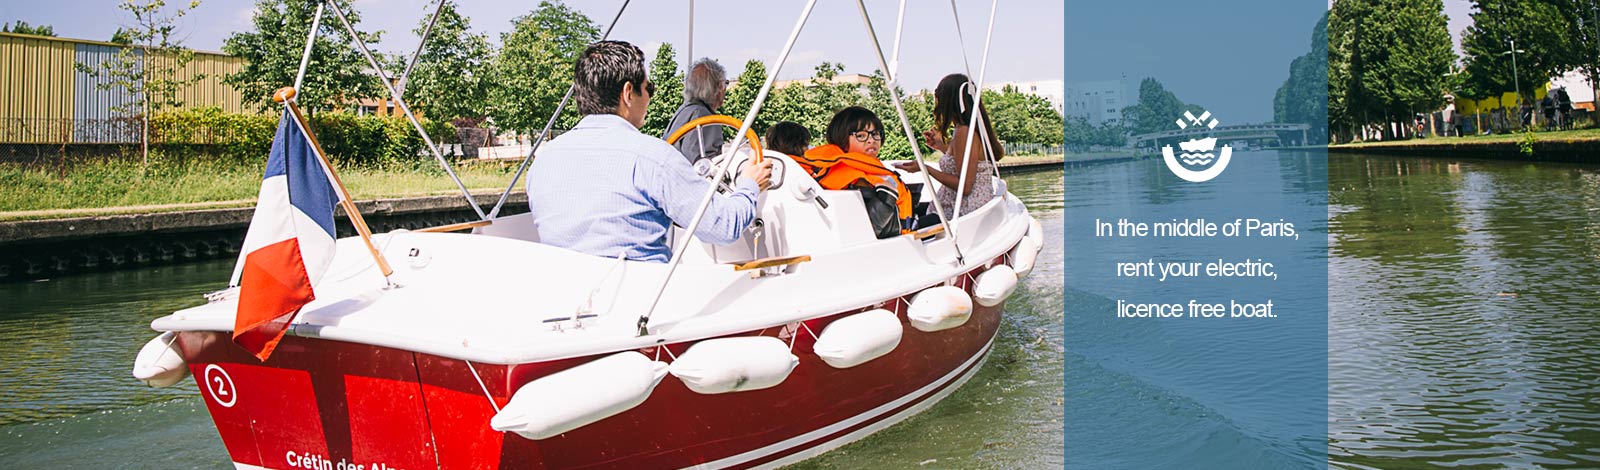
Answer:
[
  {"xmin": 162, "ymin": 52, "xmax": 251, "ymax": 115},
  {"xmin": 0, "ymin": 33, "xmax": 77, "ymax": 144},
  {"xmin": 73, "ymin": 43, "xmax": 143, "ymax": 143},
  {"xmin": 0, "ymin": 32, "xmax": 251, "ymax": 144}
]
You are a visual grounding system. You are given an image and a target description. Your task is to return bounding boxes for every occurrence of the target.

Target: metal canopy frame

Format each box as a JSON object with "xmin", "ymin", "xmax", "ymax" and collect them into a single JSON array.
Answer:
[
  {"xmin": 281, "ymin": 0, "xmax": 1008, "ymax": 335},
  {"xmin": 635, "ymin": 0, "xmax": 1008, "ymax": 335}
]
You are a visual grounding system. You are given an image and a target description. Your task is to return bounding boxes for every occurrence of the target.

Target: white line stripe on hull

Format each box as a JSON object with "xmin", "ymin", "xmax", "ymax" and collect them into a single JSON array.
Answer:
[{"xmin": 232, "ymin": 326, "xmax": 999, "ymax": 470}]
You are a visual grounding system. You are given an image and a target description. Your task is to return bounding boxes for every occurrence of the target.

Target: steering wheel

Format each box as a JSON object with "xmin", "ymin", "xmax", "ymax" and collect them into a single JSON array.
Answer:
[{"xmin": 665, "ymin": 115, "xmax": 763, "ymax": 166}]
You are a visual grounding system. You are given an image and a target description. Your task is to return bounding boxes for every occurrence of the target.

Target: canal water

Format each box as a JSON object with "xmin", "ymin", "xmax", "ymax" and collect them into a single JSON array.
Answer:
[
  {"xmin": 1326, "ymin": 154, "xmax": 1600, "ymax": 469},
  {"xmin": 0, "ymin": 169, "xmax": 1067, "ymax": 469},
  {"xmin": 6, "ymin": 153, "xmax": 1598, "ymax": 469}
]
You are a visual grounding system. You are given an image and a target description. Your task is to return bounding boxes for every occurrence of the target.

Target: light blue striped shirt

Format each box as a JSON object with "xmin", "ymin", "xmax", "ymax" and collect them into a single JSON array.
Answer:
[{"xmin": 527, "ymin": 114, "xmax": 759, "ymax": 263}]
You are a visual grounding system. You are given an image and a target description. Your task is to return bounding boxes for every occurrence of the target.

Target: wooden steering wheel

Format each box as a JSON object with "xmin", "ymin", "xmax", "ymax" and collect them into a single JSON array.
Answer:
[{"xmin": 664, "ymin": 115, "xmax": 763, "ymax": 166}]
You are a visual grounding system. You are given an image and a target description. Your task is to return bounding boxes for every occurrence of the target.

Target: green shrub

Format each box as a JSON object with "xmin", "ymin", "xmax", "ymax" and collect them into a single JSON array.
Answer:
[
  {"xmin": 148, "ymin": 107, "xmax": 455, "ymax": 167},
  {"xmin": 150, "ymin": 107, "xmax": 277, "ymax": 163}
]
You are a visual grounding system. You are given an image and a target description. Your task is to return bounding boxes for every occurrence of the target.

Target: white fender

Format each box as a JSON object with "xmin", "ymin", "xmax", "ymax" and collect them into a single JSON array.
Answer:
[
  {"xmin": 974, "ymin": 265, "xmax": 1019, "ymax": 307},
  {"xmin": 669, "ymin": 336, "xmax": 798, "ymax": 394},
  {"xmin": 1010, "ymin": 237, "xmax": 1039, "ymax": 278},
  {"xmin": 132, "ymin": 332, "xmax": 189, "ymax": 388},
  {"xmin": 813, "ymin": 309, "xmax": 902, "ymax": 369},
  {"xmin": 492, "ymin": 351, "xmax": 669, "ymax": 440},
  {"xmin": 908, "ymin": 285, "xmax": 973, "ymax": 332},
  {"xmin": 1028, "ymin": 216, "xmax": 1044, "ymax": 241}
]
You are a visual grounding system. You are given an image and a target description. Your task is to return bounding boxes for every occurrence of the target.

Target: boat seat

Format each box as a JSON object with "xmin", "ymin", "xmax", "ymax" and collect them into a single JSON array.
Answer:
[
  {"xmin": 476, "ymin": 212, "xmax": 541, "ymax": 243},
  {"xmin": 673, "ymin": 151, "xmax": 881, "ymax": 265},
  {"xmin": 480, "ymin": 150, "xmax": 884, "ymax": 265}
]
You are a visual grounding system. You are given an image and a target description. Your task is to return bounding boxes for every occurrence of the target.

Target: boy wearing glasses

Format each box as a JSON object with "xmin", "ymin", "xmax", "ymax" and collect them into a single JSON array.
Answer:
[{"xmin": 794, "ymin": 106, "xmax": 914, "ymax": 238}]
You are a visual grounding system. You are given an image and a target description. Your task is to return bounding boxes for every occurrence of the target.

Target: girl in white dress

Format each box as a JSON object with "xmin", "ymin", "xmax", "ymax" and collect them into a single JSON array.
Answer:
[{"xmin": 895, "ymin": 73, "xmax": 1004, "ymax": 221}]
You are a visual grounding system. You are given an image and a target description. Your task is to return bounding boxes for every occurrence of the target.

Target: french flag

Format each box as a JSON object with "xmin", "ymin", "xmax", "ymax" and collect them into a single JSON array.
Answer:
[{"xmin": 233, "ymin": 109, "xmax": 339, "ymax": 361}]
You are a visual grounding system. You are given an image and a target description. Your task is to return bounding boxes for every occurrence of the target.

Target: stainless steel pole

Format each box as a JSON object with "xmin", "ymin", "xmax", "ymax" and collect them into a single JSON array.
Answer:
[
  {"xmin": 636, "ymin": 0, "xmax": 822, "ymax": 336},
  {"xmin": 397, "ymin": 0, "xmax": 447, "ymax": 94},
  {"xmin": 487, "ymin": 0, "xmax": 632, "ymax": 219},
  {"xmin": 327, "ymin": 1, "xmax": 487, "ymax": 219}
]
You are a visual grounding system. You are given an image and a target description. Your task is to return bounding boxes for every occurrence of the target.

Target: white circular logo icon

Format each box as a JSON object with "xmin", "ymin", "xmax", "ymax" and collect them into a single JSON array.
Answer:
[
  {"xmin": 1162, "ymin": 110, "xmax": 1233, "ymax": 183},
  {"xmin": 203, "ymin": 364, "xmax": 238, "ymax": 408}
]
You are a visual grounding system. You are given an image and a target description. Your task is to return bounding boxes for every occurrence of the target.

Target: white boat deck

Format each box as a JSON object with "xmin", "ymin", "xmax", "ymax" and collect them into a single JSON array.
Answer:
[{"xmin": 153, "ymin": 156, "xmax": 1031, "ymax": 365}]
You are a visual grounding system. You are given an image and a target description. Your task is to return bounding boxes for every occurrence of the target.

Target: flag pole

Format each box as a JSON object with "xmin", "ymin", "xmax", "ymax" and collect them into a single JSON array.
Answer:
[{"xmin": 274, "ymin": 87, "xmax": 396, "ymax": 279}]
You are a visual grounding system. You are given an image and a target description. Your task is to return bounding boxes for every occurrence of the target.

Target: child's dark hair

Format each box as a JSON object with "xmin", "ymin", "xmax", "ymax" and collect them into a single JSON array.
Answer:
[
  {"xmin": 765, "ymin": 121, "xmax": 811, "ymax": 156},
  {"xmin": 825, "ymin": 106, "xmax": 884, "ymax": 150}
]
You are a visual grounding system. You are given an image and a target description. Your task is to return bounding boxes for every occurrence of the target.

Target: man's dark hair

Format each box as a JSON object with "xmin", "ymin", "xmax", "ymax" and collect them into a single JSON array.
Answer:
[
  {"xmin": 765, "ymin": 121, "xmax": 811, "ymax": 157},
  {"xmin": 825, "ymin": 106, "xmax": 884, "ymax": 151},
  {"xmin": 573, "ymin": 40, "xmax": 649, "ymax": 115}
]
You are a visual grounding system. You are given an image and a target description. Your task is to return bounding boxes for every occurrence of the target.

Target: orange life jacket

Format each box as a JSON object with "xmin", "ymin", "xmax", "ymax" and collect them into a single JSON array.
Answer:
[{"xmin": 792, "ymin": 144, "xmax": 914, "ymax": 223}]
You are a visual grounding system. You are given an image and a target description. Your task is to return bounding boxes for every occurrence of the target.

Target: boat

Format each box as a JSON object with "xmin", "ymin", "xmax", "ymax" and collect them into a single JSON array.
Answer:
[{"xmin": 131, "ymin": 0, "xmax": 1043, "ymax": 468}]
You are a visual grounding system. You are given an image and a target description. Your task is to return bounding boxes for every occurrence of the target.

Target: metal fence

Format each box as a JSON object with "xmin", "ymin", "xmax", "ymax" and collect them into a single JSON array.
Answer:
[
  {"xmin": 0, "ymin": 116, "xmax": 207, "ymax": 144},
  {"xmin": 1007, "ymin": 142, "xmax": 1064, "ymax": 156}
]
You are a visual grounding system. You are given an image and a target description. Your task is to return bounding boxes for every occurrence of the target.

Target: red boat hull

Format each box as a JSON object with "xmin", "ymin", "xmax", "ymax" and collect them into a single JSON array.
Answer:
[{"xmin": 175, "ymin": 260, "xmax": 1007, "ymax": 470}]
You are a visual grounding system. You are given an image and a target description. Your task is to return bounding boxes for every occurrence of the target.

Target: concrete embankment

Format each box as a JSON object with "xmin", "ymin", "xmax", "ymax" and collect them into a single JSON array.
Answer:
[
  {"xmin": 0, "ymin": 192, "xmax": 526, "ymax": 282},
  {"xmin": 1329, "ymin": 138, "xmax": 1600, "ymax": 163},
  {"xmin": 997, "ymin": 156, "xmax": 1066, "ymax": 172}
]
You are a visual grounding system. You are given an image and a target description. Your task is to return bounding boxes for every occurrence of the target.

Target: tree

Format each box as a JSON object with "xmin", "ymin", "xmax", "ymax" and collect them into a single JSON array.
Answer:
[
  {"xmin": 1461, "ymin": 0, "xmax": 1570, "ymax": 126},
  {"xmin": 487, "ymin": 0, "xmax": 598, "ymax": 136},
  {"xmin": 1120, "ymin": 78, "xmax": 1193, "ymax": 136},
  {"xmin": 3, "ymin": 21, "xmax": 56, "ymax": 36},
  {"xmin": 983, "ymin": 86, "xmax": 1065, "ymax": 147},
  {"xmin": 721, "ymin": 59, "xmax": 769, "ymax": 131},
  {"xmin": 641, "ymin": 43, "xmax": 684, "ymax": 137},
  {"xmin": 1329, "ymin": 0, "xmax": 1453, "ymax": 140},
  {"xmin": 1327, "ymin": 0, "xmax": 1358, "ymax": 141},
  {"xmin": 401, "ymin": 0, "xmax": 493, "ymax": 123},
  {"xmin": 861, "ymin": 70, "xmax": 924, "ymax": 160},
  {"xmin": 224, "ymin": 0, "xmax": 385, "ymax": 114},
  {"xmin": 1274, "ymin": 12, "xmax": 1329, "ymax": 144},
  {"xmin": 1366, "ymin": 0, "xmax": 1453, "ymax": 138},
  {"xmin": 75, "ymin": 0, "xmax": 204, "ymax": 165},
  {"xmin": 1556, "ymin": 0, "xmax": 1600, "ymax": 112}
]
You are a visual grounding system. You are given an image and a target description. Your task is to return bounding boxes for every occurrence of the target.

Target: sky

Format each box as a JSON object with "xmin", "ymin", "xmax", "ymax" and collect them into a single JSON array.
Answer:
[
  {"xmin": 3, "ymin": 0, "xmax": 1485, "ymax": 123},
  {"xmin": 1, "ymin": 0, "xmax": 1064, "ymax": 94}
]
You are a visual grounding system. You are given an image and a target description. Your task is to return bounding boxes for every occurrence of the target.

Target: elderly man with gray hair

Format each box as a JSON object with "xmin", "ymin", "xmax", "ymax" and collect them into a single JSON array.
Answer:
[{"xmin": 662, "ymin": 58, "xmax": 728, "ymax": 164}]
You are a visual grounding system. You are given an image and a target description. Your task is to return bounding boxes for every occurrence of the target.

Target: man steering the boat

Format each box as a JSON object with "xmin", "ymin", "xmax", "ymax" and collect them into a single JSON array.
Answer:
[{"xmin": 526, "ymin": 40, "xmax": 772, "ymax": 263}]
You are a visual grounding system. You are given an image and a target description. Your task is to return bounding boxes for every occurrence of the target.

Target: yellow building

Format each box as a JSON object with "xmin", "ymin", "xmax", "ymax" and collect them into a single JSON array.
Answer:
[
  {"xmin": 1455, "ymin": 83, "xmax": 1554, "ymax": 116},
  {"xmin": 0, "ymin": 32, "xmax": 250, "ymax": 144}
]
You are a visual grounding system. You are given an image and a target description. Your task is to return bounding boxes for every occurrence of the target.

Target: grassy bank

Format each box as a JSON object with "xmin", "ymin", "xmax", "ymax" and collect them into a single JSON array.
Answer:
[
  {"xmin": 1331, "ymin": 128, "xmax": 1600, "ymax": 148},
  {"xmin": 1, "ymin": 157, "xmax": 517, "ymax": 221}
]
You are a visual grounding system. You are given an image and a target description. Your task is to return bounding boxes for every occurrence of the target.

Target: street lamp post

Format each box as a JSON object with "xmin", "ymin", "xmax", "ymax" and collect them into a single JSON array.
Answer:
[{"xmin": 1502, "ymin": 39, "xmax": 1527, "ymax": 130}]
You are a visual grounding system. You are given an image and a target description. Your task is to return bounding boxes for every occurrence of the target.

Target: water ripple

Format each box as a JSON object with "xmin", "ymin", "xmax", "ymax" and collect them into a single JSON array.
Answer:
[{"xmin": 1330, "ymin": 155, "xmax": 1600, "ymax": 469}]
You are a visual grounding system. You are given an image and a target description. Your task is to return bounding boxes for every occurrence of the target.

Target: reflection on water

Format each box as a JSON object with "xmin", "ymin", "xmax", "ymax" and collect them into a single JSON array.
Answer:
[
  {"xmin": 1063, "ymin": 151, "xmax": 1330, "ymax": 470},
  {"xmin": 793, "ymin": 167, "xmax": 1066, "ymax": 469},
  {"xmin": 1329, "ymin": 154, "xmax": 1600, "ymax": 469},
  {"xmin": 0, "ymin": 169, "xmax": 1068, "ymax": 468},
  {"xmin": 0, "ymin": 262, "xmax": 231, "ymax": 426}
]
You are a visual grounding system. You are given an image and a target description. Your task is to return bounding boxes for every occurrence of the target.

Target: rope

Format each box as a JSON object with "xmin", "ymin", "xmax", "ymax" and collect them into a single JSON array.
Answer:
[
  {"xmin": 146, "ymin": 331, "xmax": 179, "ymax": 370},
  {"xmin": 464, "ymin": 359, "xmax": 502, "ymax": 413},
  {"xmin": 577, "ymin": 254, "xmax": 628, "ymax": 321},
  {"xmin": 787, "ymin": 320, "xmax": 822, "ymax": 351},
  {"xmin": 654, "ymin": 344, "xmax": 679, "ymax": 362}
]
